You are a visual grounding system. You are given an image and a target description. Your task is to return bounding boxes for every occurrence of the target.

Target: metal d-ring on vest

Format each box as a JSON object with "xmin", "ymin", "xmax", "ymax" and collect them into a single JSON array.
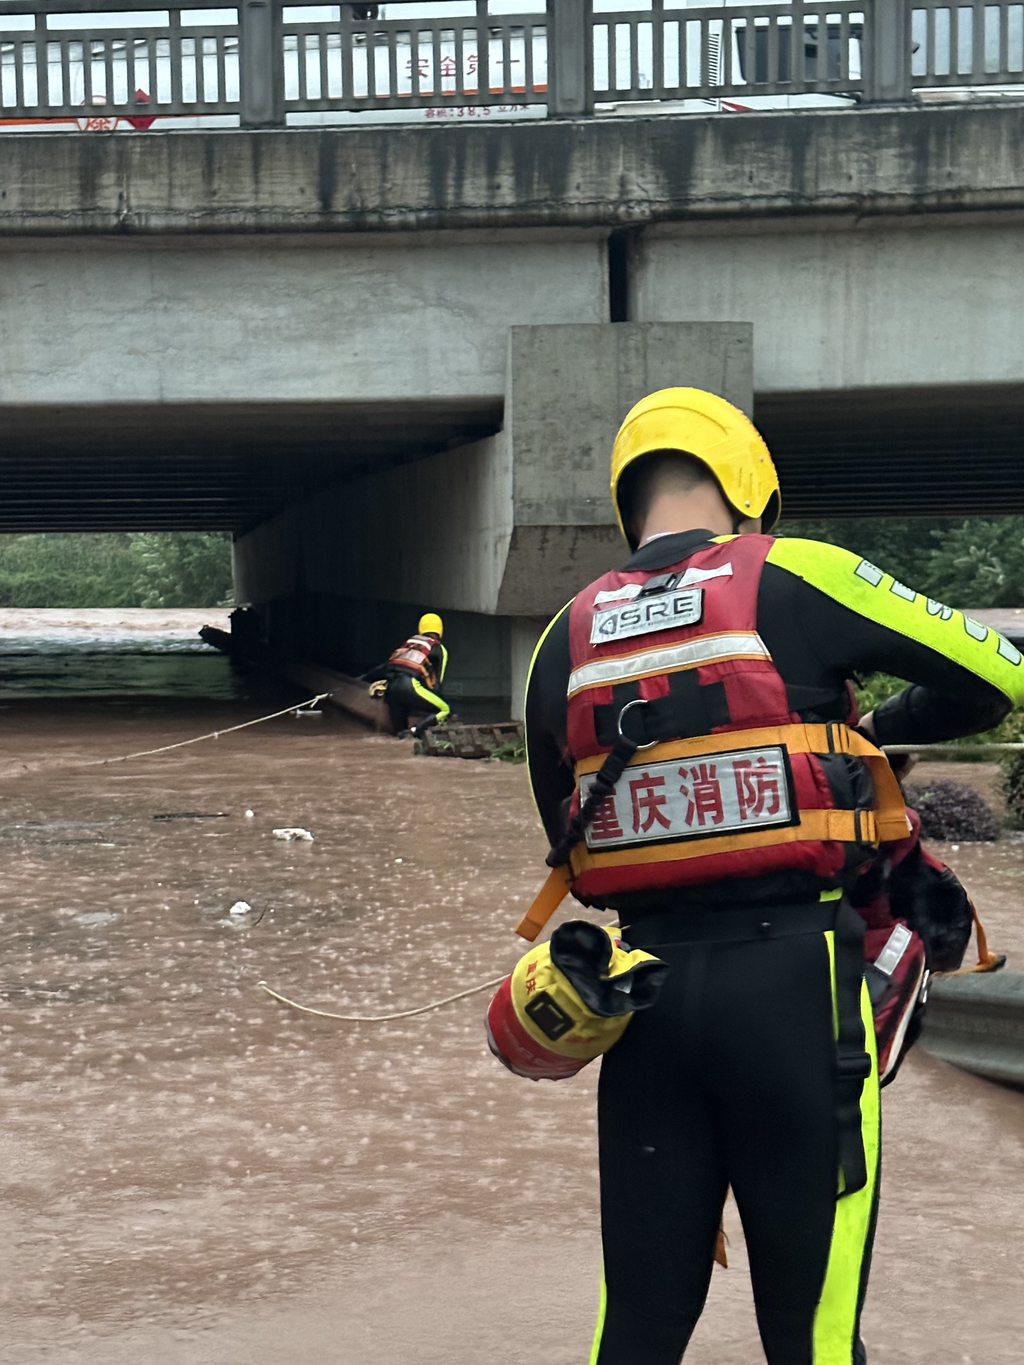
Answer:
[{"xmin": 546, "ymin": 698, "xmax": 657, "ymax": 870}]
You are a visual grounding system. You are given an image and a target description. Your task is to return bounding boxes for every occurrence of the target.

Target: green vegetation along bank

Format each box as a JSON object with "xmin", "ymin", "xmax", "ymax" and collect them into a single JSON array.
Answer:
[{"xmin": 0, "ymin": 533, "xmax": 233, "ymax": 609}]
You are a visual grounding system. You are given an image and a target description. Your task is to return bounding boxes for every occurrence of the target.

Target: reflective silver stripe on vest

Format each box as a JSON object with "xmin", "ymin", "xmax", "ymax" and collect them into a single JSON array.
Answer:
[{"xmin": 567, "ymin": 633, "xmax": 771, "ymax": 698}]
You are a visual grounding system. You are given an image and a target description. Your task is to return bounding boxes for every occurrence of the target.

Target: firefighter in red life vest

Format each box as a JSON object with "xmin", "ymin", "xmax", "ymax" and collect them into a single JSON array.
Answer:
[
  {"xmin": 365, "ymin": 613, "xmax": 450, "ymax": 737},
  {"xmin": 523, "ymin": 388, "xmax": 1024, "ymax": 1365}
]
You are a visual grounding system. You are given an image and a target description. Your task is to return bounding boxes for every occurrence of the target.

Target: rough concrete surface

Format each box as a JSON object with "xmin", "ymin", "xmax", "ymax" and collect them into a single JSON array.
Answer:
[
  {"xmin": 3, "ymin": 105, "xmax": 1024, "ymax": 236},
  {"xmin": 0, "ymin": 236, "xmax": 606, "ymax": 408},
  {"xmin": 634, "ymin": 219, "xmax": 1024, "ymax": 394},
  {"xmin": 231, "ymin": 322, "xmax": 751, "ymax": 620}
]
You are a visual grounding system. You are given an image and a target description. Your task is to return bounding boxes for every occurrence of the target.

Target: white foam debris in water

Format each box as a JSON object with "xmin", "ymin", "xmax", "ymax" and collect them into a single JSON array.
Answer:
[
  {"xmin": 228, "ymin": 901, "xmax": 252, "ymax": 916},
  {"xmin": 74, "ymin": 911, "xmax": 120, "ymax": 928},
  {"xmin": 272, "ymin": 828, "xmax": 314, "ymax": 842}
]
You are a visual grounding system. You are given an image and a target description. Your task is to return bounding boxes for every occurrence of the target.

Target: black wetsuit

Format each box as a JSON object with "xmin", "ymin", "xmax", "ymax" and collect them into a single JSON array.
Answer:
[
  {"xmin": 365, "ymin": 640, "xmax": 449, "ymax": 733},
  {"xmin": 525, "ymin": 530, "xmax": 1021, "ymax": 1365}
]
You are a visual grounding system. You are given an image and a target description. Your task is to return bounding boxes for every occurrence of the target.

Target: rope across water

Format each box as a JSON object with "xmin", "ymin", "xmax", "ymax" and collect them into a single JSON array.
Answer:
[
  {"xmin": 9, "ymin": 687, "xmax": 1017, "ymax": 1021},
  {"xmin": 256, "ymin": 975, "xmax": 508, "ymax": 1023}
]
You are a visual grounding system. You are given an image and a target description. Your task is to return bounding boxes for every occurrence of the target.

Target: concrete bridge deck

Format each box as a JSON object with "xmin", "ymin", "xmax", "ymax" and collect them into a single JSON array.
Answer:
[
  {"xmin": 3, "ymin": 101, "xmax": 1024, "ymax": 702},
  {"xmin": 3, "ymin": 102, "xmax": 1024, "ymax": 526}
]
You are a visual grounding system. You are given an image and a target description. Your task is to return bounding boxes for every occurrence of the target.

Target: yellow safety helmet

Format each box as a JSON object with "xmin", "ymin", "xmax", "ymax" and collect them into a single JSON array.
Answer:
[
  {"xmin": 486, "ymin": 922, "xmax": 668, "ymax": 1081},
  {"xmin": 418, "ymin": 612, "xmax": 444, "ymax": 638},
  {"xmin": 611, "ymin": 388, "xmax": 781, "ymax": 548}
]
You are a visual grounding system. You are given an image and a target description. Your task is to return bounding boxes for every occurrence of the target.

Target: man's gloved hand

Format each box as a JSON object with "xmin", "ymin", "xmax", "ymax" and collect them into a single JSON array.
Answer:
[
  {"xmin": 368, "ymin": 680, "xmax": 388, "ymax": 698},
  {"xmin": 857, "ymin": 709, "xmax": 915, "ymax": 781}
]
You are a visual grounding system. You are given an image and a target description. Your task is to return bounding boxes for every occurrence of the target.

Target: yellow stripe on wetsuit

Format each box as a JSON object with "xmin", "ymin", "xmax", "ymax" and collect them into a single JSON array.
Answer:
[
  {"xmin": 813, "ymin": 930, "xmax": 881, "ymax": 1365},
  {"xmin": 412, "ymin": 676, "xmax": 449, "ymax": 721},
  {"xmin": 765, "ymin": 537, "xmax": 1024, "ymax": 703}
]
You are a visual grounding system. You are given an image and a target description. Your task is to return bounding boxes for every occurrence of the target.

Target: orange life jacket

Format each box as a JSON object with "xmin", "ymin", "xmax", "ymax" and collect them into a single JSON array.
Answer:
[{"xmin": 388, "ymin": 634, "xmax": 438, "ymax": 685}]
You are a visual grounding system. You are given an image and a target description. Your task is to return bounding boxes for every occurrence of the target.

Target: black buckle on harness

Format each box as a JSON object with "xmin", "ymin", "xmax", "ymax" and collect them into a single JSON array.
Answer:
[
  {"xmin": 836, "ymin": 1052, "xmax": 872, "ymax": 1081},
  {"xmin": 853, "ymin": 807, "xmax": 873, "ymax": 844}
]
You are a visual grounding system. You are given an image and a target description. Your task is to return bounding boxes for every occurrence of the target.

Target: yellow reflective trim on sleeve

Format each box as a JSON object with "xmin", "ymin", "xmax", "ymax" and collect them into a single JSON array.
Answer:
[
  {"xmin": 813, "ymin": 931, "xmax": 881, "ymax": 1365},
  {"xmin": 766, "ymin": 537, "xmax": 1024, "ymax": 707}
]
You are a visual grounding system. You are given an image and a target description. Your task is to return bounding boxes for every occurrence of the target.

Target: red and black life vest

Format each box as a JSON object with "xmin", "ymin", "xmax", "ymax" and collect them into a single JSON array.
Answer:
[
  {"xmin": 388, "ymin": 634, "xmax": 438, "ymax": 685},
  {"xmin": 562, "ymin": 535, "xmax": 909, "ymax": 905},
  {"xmin": 855, "ymin": 807, "xmax": 1002, "ymax": 1084},
  {"xmin": 857, "ymin": 814, "xmax": 930, "ymax": 1086}
]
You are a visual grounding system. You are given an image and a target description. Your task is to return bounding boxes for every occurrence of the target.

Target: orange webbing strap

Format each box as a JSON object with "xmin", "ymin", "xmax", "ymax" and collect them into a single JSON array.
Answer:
[
  {"xmin": 573, "ymin": 722, "xmax": 910, "ymax": 844},
  {"xmin": 569, "ymin": 808, "xmax": 878, "ymax": 878},
  {"xmin": 515, "ymin": 864, "xmax": 573, "ymax": 942},
  {"xmin": 948, "ymin": 899, "xmax": 1006, "ymax": 975},
  {"xmin": 823, "ymin": 725, "xmax": 911, "ymax": 843},
  {"xmin": 715, "ymin": 1225, "xmax": 728, "ymax": 1270},
  {"xmin": 518, "ymin": 724, "xmax": 909, "ymax": 942}
]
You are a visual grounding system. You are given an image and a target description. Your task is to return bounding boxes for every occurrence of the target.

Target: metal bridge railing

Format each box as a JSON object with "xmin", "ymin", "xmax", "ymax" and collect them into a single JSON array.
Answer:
[
  {"xmin": 0, "ymin": 3, "xmax": 242, "ymax": 123},
  {"xmin": 911, "ymin": 0, "xmax": 1024, "ymax": 88},
  {"xmin": 0, "ymin": 1, "xmax": 1021, "ymax": 130},
  {"xmin": 282, "ymin": 7, "xmax": 548, "ymax": 115},
  {"xmin": 591, "ymin": 2, "xmax": 867, "ymax": 103}
]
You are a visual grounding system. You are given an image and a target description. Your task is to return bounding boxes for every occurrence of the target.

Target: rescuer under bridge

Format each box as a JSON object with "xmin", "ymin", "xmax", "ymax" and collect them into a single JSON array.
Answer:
[
  {"xmin": 512, "ymin": 388, "xmax": 1024, "ymax": 1365},
  {"xmin": 365, "ymin": 613, "xmax": 451, "ymax": 738}
]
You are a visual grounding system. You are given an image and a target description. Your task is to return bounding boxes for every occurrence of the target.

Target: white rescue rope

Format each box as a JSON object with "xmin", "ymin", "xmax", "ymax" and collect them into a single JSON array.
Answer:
[
  {"xmin": 883, "ymin": 743, "xmax": 1024, "ymax": 754},
  {"xmin": 6, "ymin": 693, "xmax": 332, "ymax": 778},
  {"xmin": 257, "ymin": 974, "xmax": 507, "ymax": 1022}
]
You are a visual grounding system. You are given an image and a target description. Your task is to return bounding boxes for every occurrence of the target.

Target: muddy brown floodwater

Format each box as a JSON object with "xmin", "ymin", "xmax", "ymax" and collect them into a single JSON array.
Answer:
[{"xmin": 0, "ymin": 655, "xmax": 1022, "ymax": 1363}]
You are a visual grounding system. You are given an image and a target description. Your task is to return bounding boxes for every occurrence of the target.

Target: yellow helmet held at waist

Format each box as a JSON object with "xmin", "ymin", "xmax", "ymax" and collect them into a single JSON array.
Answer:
[
  {"xmin": 418, "ymin": 612, "xmax": 444, "ymax": 638},
  {"xmin": 486, "ymin": 921, "xmax": 669, "ymax": 1081},
  {"xmin": 611, "ymin": 387, "xmax": 781, "ymax": 547}
]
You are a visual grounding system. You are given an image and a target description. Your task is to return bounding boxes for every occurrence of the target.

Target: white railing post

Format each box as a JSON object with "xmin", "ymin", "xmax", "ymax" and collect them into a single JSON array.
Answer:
[
  {"xmin": 240, "ymin": 0, "xmax": 284, "ymax": 126},
  {"xmin": 864, "ymin": 0, "xmax": 914, "ymax": 102},
  {"xmin": 548, "ymin": 0, "xmax": 592, "ymax": 116}
]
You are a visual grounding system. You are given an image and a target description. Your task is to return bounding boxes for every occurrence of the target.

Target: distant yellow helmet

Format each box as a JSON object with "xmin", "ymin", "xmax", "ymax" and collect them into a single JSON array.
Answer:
[
  {"xmin": 611, "ymin": 388, "xmax": 781, "ymax": 548},
  {"xmin": 418, "ymin": 613, "xmax": 444, "ymax": 638}
]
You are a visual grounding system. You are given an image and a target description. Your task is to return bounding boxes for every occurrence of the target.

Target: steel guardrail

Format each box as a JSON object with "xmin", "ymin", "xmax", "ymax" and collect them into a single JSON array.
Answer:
[{"xmin": 921, "ymin": 972, "xmax": 1024, "ymax": 1089}]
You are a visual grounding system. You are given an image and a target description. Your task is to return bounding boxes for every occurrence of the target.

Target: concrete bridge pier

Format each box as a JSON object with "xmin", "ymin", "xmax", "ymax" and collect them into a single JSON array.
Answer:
[{"xmin": 232, "ymin": 320, "xmax": 753, "ymax": 719}]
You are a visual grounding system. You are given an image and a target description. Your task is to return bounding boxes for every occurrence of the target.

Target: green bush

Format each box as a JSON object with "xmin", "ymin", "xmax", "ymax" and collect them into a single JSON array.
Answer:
[
  {"xmin": 489, "ymin": 737, "xmax": 527, "ymax": 764},
  {"xmin": 127, "ymin": 533, "xmax": 234, "ymax": 608},
  {"xmin": 782, "ymin": 518, "xmax": 1024, "ymax": 764},
  {"xmin": 902, "ymin": 779, "xmax": 1000, "ymax": 841},
  {"xmin": 995, "ymin": 708, "xmax": 1024, "ymax": 825},
  {"xmin": 779, "ymin": 515, "xmax": 1024, "ymax": 607},
  {"xmin": 1002, "ymin": 754, "xmax": 1024, "ymax": 827},
  {"xmin": 0, "ymin": 533, "xmax": 233, "ymax": 608}
]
